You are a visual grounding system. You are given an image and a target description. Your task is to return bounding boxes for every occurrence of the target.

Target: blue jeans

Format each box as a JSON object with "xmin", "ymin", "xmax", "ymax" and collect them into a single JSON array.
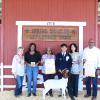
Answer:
[
  {"xmin": 26, "ymin": 64, "xmax": 39, "ymax": 95},
  {"xmin": 15, "ymin": 75, "xmax": 24, "ymax": 96},
  {"xmin": 85, "ymin": 75, "xmax": 98, "ymax": 97}
]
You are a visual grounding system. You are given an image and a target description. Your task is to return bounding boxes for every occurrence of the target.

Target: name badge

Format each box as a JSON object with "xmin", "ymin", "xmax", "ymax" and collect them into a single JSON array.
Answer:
[{"xmin": 66, "ymin": 56, "xmax": 69, "ymax": 61}]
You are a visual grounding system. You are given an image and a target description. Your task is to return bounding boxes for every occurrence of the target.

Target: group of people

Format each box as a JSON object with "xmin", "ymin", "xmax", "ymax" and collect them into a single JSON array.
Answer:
[{"xmin": 12, "ymin": 39, "xmax": 100, "ymax": 100}]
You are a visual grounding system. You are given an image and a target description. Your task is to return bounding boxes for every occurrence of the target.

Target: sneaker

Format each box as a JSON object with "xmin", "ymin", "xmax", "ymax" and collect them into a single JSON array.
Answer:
[
  {"xmin": 27, "ymin": 93, "xmax": 31, "ymax": 97},
  {"xmin": 58, "ymin": 94, "xmax": 62, "ymax": 97},
  {"xmin": 15, "ymin": 94, "xmax": 20, "ymax": 98},
  {"xmin": 71, "ymin": 96, "xmax": 75, "ymax": 100},
  {"xmin": 15, "ymin": 95, "xmax": 20, "ymax": 98},
  {"xmin": 91, "ymin": 97, "xmax": 96, "ymax": 100},
  {"xmin": 32, "ymin": 93, "xmax": 37, "ymax": 96},
  {"xmin": 84, "ymin": 94, "xmax": 91, "ymax": 98},
  {"xmin": 49, "ymin": 93, "xmax": 53, "ymax": 97},
  {"xmin": 74, "ymin": 95, "xmax": 78, "ymax": 97}
]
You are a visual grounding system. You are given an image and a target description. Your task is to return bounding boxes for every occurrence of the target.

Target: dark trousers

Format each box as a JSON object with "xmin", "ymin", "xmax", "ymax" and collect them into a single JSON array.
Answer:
[
  {"xmin": 56, "ymin": 70, "xmax": 63, "ymax": 79},
  {"xmin": 43, "ymin": 74, "xmax": 54, "ymax": 94},
  {"xmin": 71, "ymin": 74, "xmax": 79, "ymax": 97},
  {"xmin": 67, "ymin": 73, "xmax": 75, "ymax": 98},
  {"xmin": 15, "ymin": 75, "xmax": 24, "ymax": 96},
  {"xmin": 85, "ymin": 75, "xmax": 98, "ymax": 97}
]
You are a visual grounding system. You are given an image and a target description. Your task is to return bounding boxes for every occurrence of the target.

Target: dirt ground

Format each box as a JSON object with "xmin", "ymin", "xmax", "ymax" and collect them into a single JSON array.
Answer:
[{"xmin": 0, "ymin": 90, "xmax": 100, "ymax": 100}]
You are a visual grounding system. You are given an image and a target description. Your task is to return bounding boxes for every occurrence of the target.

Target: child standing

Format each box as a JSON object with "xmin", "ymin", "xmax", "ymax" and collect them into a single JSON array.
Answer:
[{"xmin": 12, "ymin": 47, "xmax": 24, "ymax": 97}]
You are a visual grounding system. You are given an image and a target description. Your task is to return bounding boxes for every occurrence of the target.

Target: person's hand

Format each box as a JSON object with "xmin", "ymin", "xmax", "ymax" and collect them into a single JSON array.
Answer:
[
  {"xmin": 78, "ymin": 60, "xmax": 81, "ymax": 64},
  {"xmin": 41, "ymin": 60, "xmax": 44, "ymax": 65},
  {"xmin": 28, "ymin": 63, "xmax": 31, "ymax": 66},
  {"xmin": 83, "ymin": 59, "xmax": 86, "ymax": 65},
  {"xmin": 83, "ymin": 68, "xmax": 85, "ymax": 75},
  {"xmin": 96, "ymin": 69, "xmax": 100, "ymax": 75},
  {"xmin": 79, "ymin": 71, "xmax": 81, "ymax": 74},
  {"xmin": 36, "ymin": 63, "xmax": 39, "ymax": 66},
  {"xmin": 58, "ymin": 69, "xmax": 62, "ymax": 73}
]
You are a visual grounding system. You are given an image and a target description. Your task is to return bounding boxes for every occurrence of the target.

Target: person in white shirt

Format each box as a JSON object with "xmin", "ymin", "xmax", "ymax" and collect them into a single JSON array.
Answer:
[
  {"xmin": 83, "ymin": 39, "xmax": 100, "ymax": 100},
  {"xmin": 12, "ymin": 47, "xmax": 24, "ymax": 97}
]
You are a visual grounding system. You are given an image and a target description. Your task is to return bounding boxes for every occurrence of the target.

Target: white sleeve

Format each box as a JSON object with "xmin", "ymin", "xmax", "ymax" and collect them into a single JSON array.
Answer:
[
  {"xmin": 12, "ymin": 55, "xmax": 17, "ymax": 75},
  {"xmin": 97, "ymin": 49, "xmax": 100, "ymax": 69},
  {"xmin": 41, "ymin": 55, "xmax": 45, "ymax": 63}
]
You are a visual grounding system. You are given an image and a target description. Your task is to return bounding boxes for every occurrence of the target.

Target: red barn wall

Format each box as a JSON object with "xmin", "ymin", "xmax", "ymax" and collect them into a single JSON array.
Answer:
[
  {"xmin": 98, "ymin": 24, "xmax": 100, "ymax": 48},
  {"xmin": 1, "ymin": 0, "xmax": 98, "ymax": 89},
  {"xmin": 2, "ymin": 0, "xmax": 97, "ymax": 65},
  {"xmin": 0, "ymin": 24, "xmax": 1, "ymax": 62}
]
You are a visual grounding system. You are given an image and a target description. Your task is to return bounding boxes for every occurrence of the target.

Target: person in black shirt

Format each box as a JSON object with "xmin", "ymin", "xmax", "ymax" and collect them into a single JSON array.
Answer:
[{"xmin": 25, "ymin": 43, "xmax": 41, "ymax": 97}]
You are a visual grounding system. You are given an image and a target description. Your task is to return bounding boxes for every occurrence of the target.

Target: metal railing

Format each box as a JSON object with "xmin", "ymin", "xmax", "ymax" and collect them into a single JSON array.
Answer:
[{"xmin": 0, "ymin": 64, "xmax": 44, "ymax": 91}]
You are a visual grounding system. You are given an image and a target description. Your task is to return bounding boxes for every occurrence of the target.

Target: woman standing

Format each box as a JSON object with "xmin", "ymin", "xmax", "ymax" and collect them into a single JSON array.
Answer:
[
  {"xmin": 69, "ymin": 43, "xmax": 81, "ymax": 97},
  {"xmin": 41, "ymin": 47, "xmax": 55, "ymax": 97},
  {"xmin": 25, "ymin": 43, "xmax": 41, "ymax": 97},
  {"xmin": 12, "ymin": 47, "xmax": 24, "ymax": 97}
]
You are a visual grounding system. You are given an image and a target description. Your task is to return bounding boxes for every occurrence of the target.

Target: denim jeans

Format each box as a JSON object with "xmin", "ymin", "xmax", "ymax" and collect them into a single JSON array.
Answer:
[
  {"xmin": 85, "ymin": 75, "xmax": 98, "ymax": 97},
  {"xmin": 26, "ymin": 64, "xmax": 39, "ymax": 95},
  {"xmin": 15, "ymin": 75, "xmax": 24, "ymax": 96}
]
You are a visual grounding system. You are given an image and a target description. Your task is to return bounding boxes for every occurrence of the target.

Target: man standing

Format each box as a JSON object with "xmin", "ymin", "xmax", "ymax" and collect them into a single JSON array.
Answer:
[
  {"xmin": 83, "ymin": 39, "xmax": 100, "ymax": 100},
  {"xmin": 55, "ymin": 43, "xmax": 75, "ymax": 100}
]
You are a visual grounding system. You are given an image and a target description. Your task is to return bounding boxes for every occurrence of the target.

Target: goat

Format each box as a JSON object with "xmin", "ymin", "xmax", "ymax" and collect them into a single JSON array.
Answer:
[{"xmin": 43, "ymin": 69, "xmax": 69, "ymax": 100}]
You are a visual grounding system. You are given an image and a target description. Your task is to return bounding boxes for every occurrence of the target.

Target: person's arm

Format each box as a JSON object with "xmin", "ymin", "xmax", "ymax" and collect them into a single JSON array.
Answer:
[
  {"xmin": 78, "ymin": 53, "xmax": 83, "ymax": 73},
  {"xmin": 36, "ymin": 52, "xmax": 42, "ymax": 66},
  {"xmin": 82, "ymin": 48, "xmax": 87, "ymax": 65},
  {"xmin": 67, "ymin": 54, "xmax": 72, "ymax": 71},
  {"xmin": 82, "ymin": 48, "xmax": 87, "ymax": 75},
  {"xmin": 12, "ymin": 55, "xmax": 17, "ymax": 78},
  {"xmin": 55, "ymin": 54, "xmax": 61, "ymax": 72},
  {"xmin": 96, "ymin": 49, "xmax": 100, "ymax": 75},
  {"xmin": 24, "ymin": 52, "xmax": 28, "ymax": 64},
  {"xmin": 24, "ymin": 53, "xmax": 31, "ymax": 67},
  {"xmin": 41, "ymin": 55, "xmax": 45, "ymax": 65}
]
